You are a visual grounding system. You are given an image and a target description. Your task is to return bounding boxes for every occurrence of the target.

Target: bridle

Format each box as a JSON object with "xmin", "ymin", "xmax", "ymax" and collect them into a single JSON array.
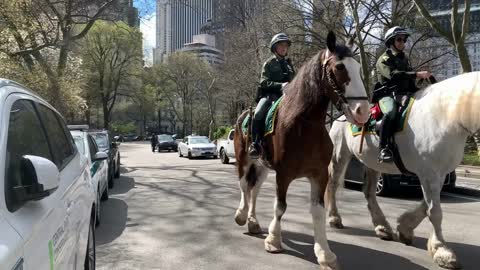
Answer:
[{"xmin": 322, "ymin": 56, "xmax": 369, "ymax": 111}]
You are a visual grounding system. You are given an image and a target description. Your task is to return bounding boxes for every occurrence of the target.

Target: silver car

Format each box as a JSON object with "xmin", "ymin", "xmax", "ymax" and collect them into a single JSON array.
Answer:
[{"xmin": 178, "ymin": 136, "xmax": 218, "ymax": 159}]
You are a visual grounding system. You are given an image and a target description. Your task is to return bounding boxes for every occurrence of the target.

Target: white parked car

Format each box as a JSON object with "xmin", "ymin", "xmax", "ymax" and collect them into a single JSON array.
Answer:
[
  {"xmin": 178, "ymin": 136, "xmax": 218, "ymax": 159},
  {"xmin": 70, "ymin": 126, "xmax": 109, "ymax": 226},
  {"xmin": 0, "ymin": 79, "xmax": 96, "ymax": 270},
  {"xmin": 216, "ymin": 129, "xmax": 236, "ymax": 164}
]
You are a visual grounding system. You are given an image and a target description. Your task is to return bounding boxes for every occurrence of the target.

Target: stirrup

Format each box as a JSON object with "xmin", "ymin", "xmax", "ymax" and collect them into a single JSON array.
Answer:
[
  {"xmin": 248, "ymin": 143, "xmax": 261, "ymax": 159},
  {"xmin": 378, "ymin": 148, "xmax": 393, "ymax": 163}
]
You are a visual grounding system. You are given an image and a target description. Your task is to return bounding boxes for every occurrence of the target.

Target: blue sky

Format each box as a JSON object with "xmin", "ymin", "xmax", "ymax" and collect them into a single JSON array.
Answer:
[{"xmin": 134, "ymin": 0, "xmax": 156, "ymax": 65}]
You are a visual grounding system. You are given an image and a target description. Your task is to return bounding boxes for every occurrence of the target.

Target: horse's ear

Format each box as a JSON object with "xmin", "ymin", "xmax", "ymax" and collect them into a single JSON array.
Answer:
[{"xmin": 327, "ymin": 31, "xmax": 336, "ymax": 53}]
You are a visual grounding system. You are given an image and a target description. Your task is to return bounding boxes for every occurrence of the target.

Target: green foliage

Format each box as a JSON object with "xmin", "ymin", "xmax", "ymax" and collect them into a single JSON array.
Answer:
[
  {"xmin": 462, "ymin": 153, "xmax": 480, "ymax": 166},
  {"xmin": 213, "ymin": 126, "xmax": 233, "ymax": 140},
  {"xmin": 82, "ymin": 20, "xmax": 143, "ymax": 129},
  {"xmin": 110, "ymin": 122, "xmax": 137, "ymax": 135}
]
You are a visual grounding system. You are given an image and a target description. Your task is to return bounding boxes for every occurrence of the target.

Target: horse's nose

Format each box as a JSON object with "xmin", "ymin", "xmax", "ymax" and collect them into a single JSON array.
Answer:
[
  {"xmin": 355, "ymin": 104, "xmax": 363, "ymax": 116},
  {"xmin": 354, "ymin": 102, "xmax": 370, "ymax": 124}
]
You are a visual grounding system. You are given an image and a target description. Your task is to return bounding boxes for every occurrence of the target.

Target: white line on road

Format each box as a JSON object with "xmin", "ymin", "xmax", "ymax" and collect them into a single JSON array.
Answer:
[{"xmin": 442, "ymin": 192, "xmax": 480, "ymax": 202}]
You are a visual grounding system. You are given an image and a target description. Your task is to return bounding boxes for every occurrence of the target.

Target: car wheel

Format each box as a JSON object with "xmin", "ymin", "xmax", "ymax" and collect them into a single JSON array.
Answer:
[
  {"xmin": 84, "ymin": 217, "xmax": 96, "ymax": 270},
  {"xmin": 220, "ymin": 149, "xmax": 229, "ymax": 164},
  {"xmin": 95, "ymin": 192, "xmax": 101, "ymax": 227},
  {"xmin": 188, "ymin": 151, "xmax": 192, "ymax": 159},
  {"xmin": 179, "ymin": 148, "xmax": 183, "ymax": 157},
  {"xmin": 114, "ymin": 158, "xmax": 120, "ymax": 179},
  {"xmin": 101, "ymin": 184, "xmax": 109, "ymax": 201},
  {"xmin": 213, "ymin": 155, "xmax": 218, "ymax": 159},
  {"xmin": 108, "ymin": 170, "xmax": 114, "ymax": 189},
  {"xmin": 376, "ymin": 174, "xmax": 390, "ymax": 196},
  {"xmin": 168, "ymin": 149, "xmax": 171, "ymax": 152}
]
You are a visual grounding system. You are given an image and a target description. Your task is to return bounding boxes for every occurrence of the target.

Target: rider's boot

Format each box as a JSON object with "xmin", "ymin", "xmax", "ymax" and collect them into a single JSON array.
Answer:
[
  {"xmin": 249, "ymin": 119, "xmax": 264, "ymax": 159},
  {"xmin": 378, "ymin": 116, "xmax": 394, "ymax": 163}
]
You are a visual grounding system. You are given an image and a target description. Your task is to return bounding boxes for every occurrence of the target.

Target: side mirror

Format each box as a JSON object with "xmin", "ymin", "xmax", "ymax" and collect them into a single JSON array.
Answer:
[
  {"xmin": 94, "ymin": 152, "xmax": 108, "ymax": 161},
  {"xmin": 111, "ymin": 142, "xmax": 117, "ymax": 149},
  {"xmin": 15, "ymin": 155, "xmax": 60, "ymax": 202}
]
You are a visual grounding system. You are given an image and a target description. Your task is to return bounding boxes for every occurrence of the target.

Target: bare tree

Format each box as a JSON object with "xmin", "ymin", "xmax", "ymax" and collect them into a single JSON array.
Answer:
[{"xmin": 413, "ymin": 0, "xmax": 472, "ymax": 72}]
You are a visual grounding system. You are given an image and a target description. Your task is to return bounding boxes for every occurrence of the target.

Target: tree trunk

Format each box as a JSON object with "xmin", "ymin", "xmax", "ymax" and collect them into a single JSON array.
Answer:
[
  {"xmin": 103, "ymin": 100, "xmax": 110, "ymax": 130},
  {"xmin": 457, "ymin": 43, "xmax": 472, "ymax": 72},
  {"xmin": 158, "ymin": 108, "xmax": 162, "ymax": 133}
]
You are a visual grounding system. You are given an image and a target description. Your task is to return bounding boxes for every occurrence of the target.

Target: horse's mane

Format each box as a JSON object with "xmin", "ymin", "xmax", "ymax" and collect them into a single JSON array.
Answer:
[{"xmin": 282, "ymin": 45, "xmax": 353, "ymax": 120}]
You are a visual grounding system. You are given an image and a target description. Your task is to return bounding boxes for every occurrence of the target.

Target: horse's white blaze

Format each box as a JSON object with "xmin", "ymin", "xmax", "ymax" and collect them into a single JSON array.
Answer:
[{"xmin": 342, "ymin": 57, "xmax": 370, "ymax": 124}]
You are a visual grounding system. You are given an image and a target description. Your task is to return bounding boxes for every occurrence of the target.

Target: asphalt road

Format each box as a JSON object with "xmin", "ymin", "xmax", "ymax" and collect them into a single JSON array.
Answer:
[{"xmin": 96, "ymin": 142, "xmax": 480, "ymax": 270}]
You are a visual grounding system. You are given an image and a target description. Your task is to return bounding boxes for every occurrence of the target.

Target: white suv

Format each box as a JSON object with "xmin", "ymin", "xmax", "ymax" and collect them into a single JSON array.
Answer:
[
  {"xmin": 0, "ymin": 80, "xmax": 96, "ymax": 270},
  {"xmin": 70, "ymin": 126, "xmax": 109, "ymax": 227}
]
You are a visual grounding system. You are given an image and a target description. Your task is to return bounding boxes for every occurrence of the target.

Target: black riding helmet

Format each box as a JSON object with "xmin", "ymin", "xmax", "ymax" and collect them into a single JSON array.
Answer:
[
  {"xmin": 270, "ymin": 33, "xmax": 291, "ymax": 53},
  {"xmin": 384, "ymin": 26, "xmax": 410, "ymax": 47}
]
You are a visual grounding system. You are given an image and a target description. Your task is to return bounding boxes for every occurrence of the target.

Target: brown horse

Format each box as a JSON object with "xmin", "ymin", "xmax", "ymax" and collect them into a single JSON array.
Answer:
[{"xmin": 233, "ymin": 31, "xmax": 370, "ymax": 269}]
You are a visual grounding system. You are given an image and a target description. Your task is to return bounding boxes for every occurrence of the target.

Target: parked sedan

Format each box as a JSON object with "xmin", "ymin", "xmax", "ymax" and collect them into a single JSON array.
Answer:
[
  {"xmin": 0, "ymin": 79, "xmax": 96, "ymax": 270},
  {"xmin": 90, "ymin": 130, "xmax": 121, "ymax": 188},
  {"xmin": 178, "ymin": 136, "xmax": 218, "ymax": 159},
  {"xmin": 344, "ymin": 156, "xmax": 456, "ymax": 196},
  {"xmin": 156, "ymin": 134, "xmax": 178, "ymax": 152},
  {"xmin": 70, "ymin": 126, "xmax": 109, "ymax": 226}
]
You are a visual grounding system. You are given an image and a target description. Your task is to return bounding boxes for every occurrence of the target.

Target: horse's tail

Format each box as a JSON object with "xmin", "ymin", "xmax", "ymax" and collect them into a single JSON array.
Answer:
[{"xmin": 234, "ymin": 110, "xmax": 251, "ymax": 179}]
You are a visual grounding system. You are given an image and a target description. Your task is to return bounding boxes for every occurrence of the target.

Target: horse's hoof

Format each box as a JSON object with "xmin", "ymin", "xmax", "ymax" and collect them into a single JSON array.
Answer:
[
  {"xmin": 328, "ymin": 216, "xmax": 344, "ymax": 229},
  {"xmin": 264, "ymin": 234, "xmax": 283, "ymax": 253},
  {"xmin": 375, "ymin": 225, "xmax": 394, "ymax": 241},
  {"xmin": 397, "ymin": 225, "xmax": 413, "ymax": 245},
  {"xmin": 433, "ymin": 247, "xmax": 462, "ymax": 269},
  {"xmin": 235, "ymin": 209, "xmax": 247, "ymax": 226},
  {"xmin": 320, "ymin": 260, "xmax": 341, "ymax": 270},
  {"xmin": 247, "ymin": 217, "xmax": 262, "ymax": 234}
]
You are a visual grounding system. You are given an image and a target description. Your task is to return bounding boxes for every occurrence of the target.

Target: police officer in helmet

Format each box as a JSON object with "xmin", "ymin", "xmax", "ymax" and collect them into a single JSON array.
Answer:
[
  {"xmin": 376, "ymin": 26, "xmax": 431, "ymax": 163},
  {"xmin": 249, "ymin": 33, "xmax": 295, "ymax": 158}
]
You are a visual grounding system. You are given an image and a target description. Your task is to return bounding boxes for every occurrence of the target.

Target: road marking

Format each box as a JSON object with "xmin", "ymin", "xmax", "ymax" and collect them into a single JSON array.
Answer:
[{"xmin": 442, "ymin": 192, "xmax": 480, "ymax": 202}]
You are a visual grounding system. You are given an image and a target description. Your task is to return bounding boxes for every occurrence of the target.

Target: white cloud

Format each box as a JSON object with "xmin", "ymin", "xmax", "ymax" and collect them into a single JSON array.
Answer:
[{"xmin": 140, "ymin": 13, "xmax": 156, "ymax": 66}]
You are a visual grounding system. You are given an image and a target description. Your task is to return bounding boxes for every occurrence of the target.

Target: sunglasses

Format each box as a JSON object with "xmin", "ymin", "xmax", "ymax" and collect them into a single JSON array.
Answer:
[{"xmin": 395, "ymin": 37, "xmax": 407, "ymax": 43}]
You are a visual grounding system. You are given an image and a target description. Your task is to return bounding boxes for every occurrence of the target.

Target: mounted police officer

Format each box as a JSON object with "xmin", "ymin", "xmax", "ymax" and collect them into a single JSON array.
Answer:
[
  {"xmin": 376, "ymin": 26, "xmax": 431, "ymax": 163},
  {"xmin": 249, "ymin": 33, "xmax": 295, "ymax": 159}
]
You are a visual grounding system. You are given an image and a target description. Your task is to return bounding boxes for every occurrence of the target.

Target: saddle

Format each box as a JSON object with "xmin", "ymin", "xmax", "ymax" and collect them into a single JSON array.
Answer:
[{"xmin": 351, "ymin": 95, "xmax": 416, "ymax": 176}]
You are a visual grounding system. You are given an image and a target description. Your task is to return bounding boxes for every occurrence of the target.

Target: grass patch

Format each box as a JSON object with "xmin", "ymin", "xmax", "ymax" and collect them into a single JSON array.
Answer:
[{"xmin": 462, "ymin": 152, "xmax": 480, "ymax": 166}]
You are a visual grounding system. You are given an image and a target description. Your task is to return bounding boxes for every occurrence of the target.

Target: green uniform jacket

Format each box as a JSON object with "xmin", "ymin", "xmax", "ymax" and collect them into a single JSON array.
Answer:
[
  {"xmin": 256, "ymin": 55, "xmax": 295, "ymax": 102},
  {"xmin": 376, "ymin": 49, "xmax": 417, "ymax": 94}
]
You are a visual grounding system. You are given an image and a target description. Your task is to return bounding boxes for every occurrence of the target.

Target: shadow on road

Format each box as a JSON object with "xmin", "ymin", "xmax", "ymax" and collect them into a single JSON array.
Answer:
[
  {"xmin": 110, "ymin": 176, "xmax": 135, "ymax": 196},
  {"xmin": 245, "ymin": 230, "xmax": 430, "ymax": 269},
  {"xmin": 96, "ymin": 198, "xmax": 128, "ymax": 246}
]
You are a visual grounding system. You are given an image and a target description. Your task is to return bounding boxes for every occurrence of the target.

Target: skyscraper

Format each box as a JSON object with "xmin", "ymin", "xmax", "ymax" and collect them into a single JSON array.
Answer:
[{"xmin": 154, "ymin": 0, "xmax": 218, "ymax": 64}]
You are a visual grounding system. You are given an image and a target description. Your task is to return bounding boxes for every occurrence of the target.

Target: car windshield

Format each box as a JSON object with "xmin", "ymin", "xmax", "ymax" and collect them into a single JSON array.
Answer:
[
  {"xmin": 91, "ymin": 133, "xmax": 109, "ymax": 149},
  {"xmin": 73, "ymin": 135, "xmax": 85, "ymax": 155},
  {"xmin": 189, "ymin": 137, "xmax": 210, "ymax": 144},
  {"xmin": 159, "ymin": 135, "xmax": 173, "ymax": 142}
]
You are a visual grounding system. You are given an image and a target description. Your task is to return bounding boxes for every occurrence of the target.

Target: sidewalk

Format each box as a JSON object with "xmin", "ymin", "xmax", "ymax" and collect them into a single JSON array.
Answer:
[
  {"xmin": 456, "ymin": 165, "xmax": 480, "ymax": 179},
  {"xmin": 454, "ymin": 165, "xmax": 480, "ymax": 196}
]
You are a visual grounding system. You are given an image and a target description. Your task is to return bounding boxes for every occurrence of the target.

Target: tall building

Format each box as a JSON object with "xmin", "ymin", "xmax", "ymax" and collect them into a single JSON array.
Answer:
[
  {"xmin": 154, "ymin": 0, "xmax": 218, "ymax": 64},
  {"xmin": 101, "ymin": 0, "xmax": 140, "ymax": 27},
  {"xmin": 179, "ymin": 34, "xmax": 224, "ymax": 66}
]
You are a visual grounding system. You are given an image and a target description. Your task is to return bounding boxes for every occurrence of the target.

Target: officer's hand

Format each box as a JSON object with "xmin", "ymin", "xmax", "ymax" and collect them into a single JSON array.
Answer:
[{"xmin": 416, "ymin": 71, "xmax": 431, "ymax": 79}]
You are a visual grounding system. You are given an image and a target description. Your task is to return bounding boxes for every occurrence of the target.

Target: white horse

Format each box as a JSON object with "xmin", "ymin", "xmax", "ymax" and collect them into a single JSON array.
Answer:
[{"xmin": 326, "ymin": 72, "xmax": 480, "ymax": 269}]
